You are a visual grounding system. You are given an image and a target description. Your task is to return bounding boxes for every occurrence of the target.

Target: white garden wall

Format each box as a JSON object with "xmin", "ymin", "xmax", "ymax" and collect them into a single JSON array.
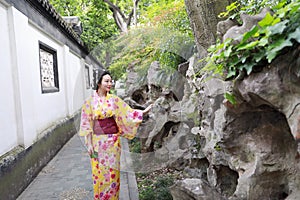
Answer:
[
  {"xmin": 0, "ymin": 3, "xmax": 19, "ymax": 156},
  {"xmin": 0, "ymin": 1, "xmax": 97, "ymax": 156}
]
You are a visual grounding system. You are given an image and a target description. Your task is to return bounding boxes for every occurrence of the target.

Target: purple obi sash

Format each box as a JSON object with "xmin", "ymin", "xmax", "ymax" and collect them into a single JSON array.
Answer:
[{"xmin": 93, "ymin": 117, "xmax": 119, "ymax": 135}]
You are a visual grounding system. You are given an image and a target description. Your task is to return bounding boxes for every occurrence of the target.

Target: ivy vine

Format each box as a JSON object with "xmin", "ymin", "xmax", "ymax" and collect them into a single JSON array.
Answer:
[{"xmin": 203, "ymin": 0, "xmax": 300, "ymax": 80}]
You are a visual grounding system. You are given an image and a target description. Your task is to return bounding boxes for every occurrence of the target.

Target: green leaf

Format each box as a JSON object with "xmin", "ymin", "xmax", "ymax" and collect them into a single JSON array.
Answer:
[
  {"xmin": 288, "ymin": 27, "xmax": 300, "ymax": 43},
  {"xmin": 253, "ymin": 51, "xmax": 266, "ymax": 62},
  {"xmin": 226, "ymin": 2, "xmax": 239, "ymax": 11},
  {"xmin": 218, "ymin": 2, "xmax": 240, "ymax": 18},
  {"xmin": 223, "ymin": 38, "xmax": 233, "ymax": 48},
  {"xmin": 237, "ymin": 40, "xmax": 259, "ymax": 50},
  {"xmin": 268, "ymin": 20, "xmax": 288, "ymax": 35},
  {"xmin": 272, "ymin": 1, "xmax": 287, "ymax": 10},
  {"xmin": 242, "ymin": 26, "xmax": 259, "ymax": 42},
  {"xmin": 271, "ymin": 17, "xmax": 281, "ymax": 26},
  {"xmin": 259, "ymin": 26, "xmax": 272, "ymax": 37},
  {"xmin": 224, "ymin": 45, "xmax": 233, "ymax": 57},
  {"xmin": 230, "ymin": 56, "xmax": 240, "ymax": 66},
  {"xmin": 242, "ymin": 62, "xmax": 255, "ymax": 75},
  {"xmin": 207, "ymin": 44, "xmax": 217, "ymax": 52},
  {"xmin": 290, "ymin": 3, "xmax": 300, "ymax": 14},
  {"xmin": 276, "ymin": 5, "xmax": 290, "ymax": 18},
  {"xmin": 258, "ymin": 37, "xmax": 269, "ymax": 47},
  {"xmin": 224, "ymin": 92, "xmax": 237, "ymax": 105},
  {"xmin": 266, "ymin": 51, "xmax": 277, "ymax": 63},
  {"xmin": 226, "ymin": 69, "xmax": 236, "ymax": 79},
  {"xmin": 240, "ymin": 55, "xmax": 248, "ymax": 63},
  {"xmin": 267, "ymin": 38, "xmax": 293, "ymax": 62},
  {"xmin": 258, "ymin": 12, "xmax": 274, "ymax": 27}
]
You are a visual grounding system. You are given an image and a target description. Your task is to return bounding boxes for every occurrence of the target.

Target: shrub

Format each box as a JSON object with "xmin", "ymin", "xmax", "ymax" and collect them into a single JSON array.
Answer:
[{"xmin": 138, "ymin": 174, "xmax": 174, "ymax": 200}]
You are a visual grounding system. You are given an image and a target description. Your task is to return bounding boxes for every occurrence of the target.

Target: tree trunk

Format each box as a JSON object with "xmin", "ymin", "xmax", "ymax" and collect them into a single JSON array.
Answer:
[
  {"xmin": 113, "ymin": 10, "xmax": 128, "ymax": 33},
  {"xmin": 132, "ymin": 0, "xmax": 138, "ymax": 26},
  {"xmin": 184, "ymin": 0, "xmax": 234, "ymax": 56}
]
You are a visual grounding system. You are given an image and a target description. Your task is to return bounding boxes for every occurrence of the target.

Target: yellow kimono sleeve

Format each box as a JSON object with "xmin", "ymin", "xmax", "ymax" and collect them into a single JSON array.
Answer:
[
  {"xmin": 113, "ymin": 95, "xmax": 143, "ymax": 140},
  {"xmin": 79, "ymin": 98, "xmax": 94, "ymax": 137}
]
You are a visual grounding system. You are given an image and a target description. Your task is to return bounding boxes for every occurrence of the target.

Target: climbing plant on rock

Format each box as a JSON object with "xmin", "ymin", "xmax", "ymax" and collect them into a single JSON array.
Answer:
[{"xmin": 203, "ymin": 0, "xmax": 300, "ymax": 80}]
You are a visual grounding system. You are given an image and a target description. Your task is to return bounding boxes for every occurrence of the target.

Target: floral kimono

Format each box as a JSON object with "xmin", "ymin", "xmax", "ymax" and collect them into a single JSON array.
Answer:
[{"xmin": 79, "ymin": 91, "xmax": 143, "ymax": 200}]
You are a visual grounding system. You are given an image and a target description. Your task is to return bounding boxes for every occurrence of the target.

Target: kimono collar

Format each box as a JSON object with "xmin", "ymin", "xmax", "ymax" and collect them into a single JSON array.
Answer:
[{"xmin": 93, "ymin": 90, "xmax": 112, "ymax": 100}]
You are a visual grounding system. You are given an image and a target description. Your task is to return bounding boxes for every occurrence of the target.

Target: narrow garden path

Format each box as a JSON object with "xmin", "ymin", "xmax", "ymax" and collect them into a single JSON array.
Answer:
[{"xmin": 17, "ymin": 134, "xmax": 139, "ymax": 200}]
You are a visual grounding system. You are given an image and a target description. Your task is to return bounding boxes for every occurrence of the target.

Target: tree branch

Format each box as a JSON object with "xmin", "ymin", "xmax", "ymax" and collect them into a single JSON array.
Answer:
[
  {"xmin": 127, "ymin": 0, "xmax": 140, "ymax": 26},
  {"xmin": 103, "ymin": 0, "xmax": 127, "ymax": 21},
  {"xmin": 103, "ymin": 0, "xmax": 140, "ymax": 32}
]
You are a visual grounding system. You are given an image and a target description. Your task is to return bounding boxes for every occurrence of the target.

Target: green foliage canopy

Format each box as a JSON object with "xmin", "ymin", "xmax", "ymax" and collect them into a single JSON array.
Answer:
[
  {"xmin": 107, "ymin": 0, "xmax": 195, "ymax": 80},
  {"xmin": 49, "ymin": 0, "xmax": 194, "ymax": 81},
  {"xmin": 49, "ymin": 0, "xmax": 118, "ymax": 50}
]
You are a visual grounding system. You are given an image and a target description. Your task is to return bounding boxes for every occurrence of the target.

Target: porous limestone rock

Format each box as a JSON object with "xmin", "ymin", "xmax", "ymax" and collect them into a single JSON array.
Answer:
[
  {"xmin": 169, "ymin": 178, "xmax": 226, "ymax": 200},
  {"xmin": 219, "ymin": 7, "xmax": 273, "ymax": 44},
  {"xmin": 124, "ymin": 46, "xmax": 300, "ymax": 200}
]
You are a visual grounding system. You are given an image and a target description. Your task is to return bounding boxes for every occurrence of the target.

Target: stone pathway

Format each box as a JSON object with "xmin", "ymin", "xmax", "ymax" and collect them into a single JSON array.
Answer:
[{"xmin": 17, "ymin": 134, "xmax": 139, "ymax": 200}]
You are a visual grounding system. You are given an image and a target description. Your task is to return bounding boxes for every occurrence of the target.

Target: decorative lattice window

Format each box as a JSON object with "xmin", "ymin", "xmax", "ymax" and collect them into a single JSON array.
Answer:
[
  {"xmin": 85, "ymin": 65, "xmax": 91, "ymax": 89},
  {"xmin": 39, "ymin": 41, "xmax": 59, "ymax": 93}
]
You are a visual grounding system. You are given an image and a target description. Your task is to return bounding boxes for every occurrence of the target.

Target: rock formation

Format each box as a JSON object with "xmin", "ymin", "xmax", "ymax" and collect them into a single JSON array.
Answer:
[
  {"xmin": 121, "ymin": 44, "xmax": 300, "ymax": 200},
  {"xmin": 220, "ymin": 7, "xmax": 272, "ymax": 44},
  {"xmin": 120, "ymin": 5, "xmax": 300, "ymax": 200}
]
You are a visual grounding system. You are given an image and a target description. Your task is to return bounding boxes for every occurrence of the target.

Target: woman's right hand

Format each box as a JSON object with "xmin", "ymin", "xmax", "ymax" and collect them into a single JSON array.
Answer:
[
  {"xmin": 87, "ymin": 144, "xmax": 94, "ymax": 156},
  {"xmin": 85, "ymin": 133, "xmax": 94, "ymax": 156},
  {"xmin": 142, "ymin": 104, "xmax": 153, "ymax": 115}
]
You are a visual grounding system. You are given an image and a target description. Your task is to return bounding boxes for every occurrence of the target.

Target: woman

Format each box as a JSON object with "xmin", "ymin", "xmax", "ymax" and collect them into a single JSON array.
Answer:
[{"xmin": 79, "ymin": 71, "xmax": 151, "ymax": 200}]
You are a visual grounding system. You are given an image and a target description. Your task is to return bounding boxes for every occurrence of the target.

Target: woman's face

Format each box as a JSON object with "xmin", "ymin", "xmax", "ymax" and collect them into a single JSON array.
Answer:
[{"xmin": 98, "ymin": 74, "xmax": 112, "ymax": 93}]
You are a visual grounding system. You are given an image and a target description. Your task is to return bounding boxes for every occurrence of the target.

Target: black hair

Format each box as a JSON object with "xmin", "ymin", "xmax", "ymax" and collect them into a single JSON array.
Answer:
[{"xmin": 96, "ymin": 71, "xmax": 111, "ymax": 91}]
